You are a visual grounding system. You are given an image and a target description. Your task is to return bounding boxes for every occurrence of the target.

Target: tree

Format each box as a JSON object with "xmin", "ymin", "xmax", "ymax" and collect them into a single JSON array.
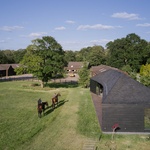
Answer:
[
  {"xmin": 121, "ymin": 65, "xmax": 137, "ymax": 79},
  {"xmin": 64, "ymin": 50, "xmax": 76, "ymax": 62},
  {"xmin": 13, "ymin": 49, "xmax": 26, "ymax": 63},
  {"xmin": 75, "ymin": 47, "xmax": 91, "ymax": 61},
  {"xmin": 106, "ymin": 33, "xmax": 149, "ymax": 72},
  {"xmin": 87, "ymin": 45, "xmax": 106, "ymax": 66},
  {"xmin": 78, "ymin": 62, "xmax": 90, "ymax": 88},
  {"xmin": 144, "ymin": 42, "xmax": 150, "ymax": 64},
  {"xmin": 0, "ymin": 51, "xmax": 8, "ymax": 63},
  {"xmin": 16, "ymin": 36, "xmax": 66, "ymax": 88},
  {"xmin": 2, "ymin": 50, "xmax": 15, "ymax": 63},
  {"xmin": 140, "ymin": 64, "xmax": 150, "ymax": 87},
  {"xmin": 15, "ymin": 45, "xmax": 42, "ymax": 75},
  {"xmin": 126, "ymin": 33, "xmax": 148, "ymax": 71},
  {"xmin": 106, "ymin": 38, "xmax": 130, "ymax": 68}
]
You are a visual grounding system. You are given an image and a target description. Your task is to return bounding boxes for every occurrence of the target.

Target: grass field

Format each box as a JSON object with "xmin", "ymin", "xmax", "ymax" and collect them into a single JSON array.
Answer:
[{"xmin": 0, "ymin": 81, "xmax": 150, "ymax": 150}]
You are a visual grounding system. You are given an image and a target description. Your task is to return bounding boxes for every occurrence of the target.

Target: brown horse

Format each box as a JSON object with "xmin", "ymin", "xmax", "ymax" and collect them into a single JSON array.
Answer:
[
  {"xmin": 37, "ymin": 102, "xmax": 48, "ymax": 117},
  {"xmin": 52, "ymin": 93, "xmax": 61, "ymax": 109}
]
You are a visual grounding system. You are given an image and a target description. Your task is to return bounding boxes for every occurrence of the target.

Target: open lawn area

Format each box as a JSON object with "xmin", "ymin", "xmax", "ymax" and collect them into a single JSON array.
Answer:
[{"xmin": 0, "ymin": 81, "xmax": 150, "ymax": 150}]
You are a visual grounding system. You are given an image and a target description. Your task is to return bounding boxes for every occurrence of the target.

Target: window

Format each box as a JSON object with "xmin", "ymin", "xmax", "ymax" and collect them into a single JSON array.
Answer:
[{"xmin": 144, "ymin": 108, "xmax": 150, "ymax": 130}]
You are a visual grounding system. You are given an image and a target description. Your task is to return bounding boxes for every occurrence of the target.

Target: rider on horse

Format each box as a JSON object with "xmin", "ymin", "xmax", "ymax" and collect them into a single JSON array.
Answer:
[{"xmin": 38, "ymin": 98, "xmax": 42, "ymax": 107}]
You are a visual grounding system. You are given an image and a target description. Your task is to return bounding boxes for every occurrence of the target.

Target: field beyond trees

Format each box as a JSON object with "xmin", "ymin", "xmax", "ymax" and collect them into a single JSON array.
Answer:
[{"xmin": 0, "ymin": 81, "xmax": 150, "ymax": 150}]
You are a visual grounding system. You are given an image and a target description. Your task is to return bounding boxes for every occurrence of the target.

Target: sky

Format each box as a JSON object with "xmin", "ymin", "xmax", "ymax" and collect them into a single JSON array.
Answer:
[{"xmin": 0, "ymin": 0, "xmax": 150, "ymax": 51}]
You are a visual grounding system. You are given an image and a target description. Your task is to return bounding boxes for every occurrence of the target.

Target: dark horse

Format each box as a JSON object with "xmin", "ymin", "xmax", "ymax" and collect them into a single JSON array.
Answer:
[
  {"xmin": 37, "ymin": 101, "xmax": 48, "ymax": 118},
  {"xmin": 52, "ymin": 93, "xmax": 61, "ymax": 109}
]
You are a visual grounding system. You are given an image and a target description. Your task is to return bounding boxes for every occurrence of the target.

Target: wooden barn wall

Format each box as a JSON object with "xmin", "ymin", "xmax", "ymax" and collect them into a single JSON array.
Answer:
[
  {"xmin": 0, "ymin": 70, "xmax": 6, "ymax": 77},
  {"xmin": 0, "ymin": 66, "xmax": 16, "ymax": 77},
  {"xmin": 102, "ymin": 104, "xmax": 145, "ymax": 132}
]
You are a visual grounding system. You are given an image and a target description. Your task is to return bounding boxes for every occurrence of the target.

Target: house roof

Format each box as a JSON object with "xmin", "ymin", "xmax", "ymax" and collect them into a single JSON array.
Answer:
[
  {"xmin": 67, "ymin": 62, "xmax": 84, "ymax": 70},
  {"xmin": 91, "ymin": 68, "xmax": 150, "ymax": 104}
]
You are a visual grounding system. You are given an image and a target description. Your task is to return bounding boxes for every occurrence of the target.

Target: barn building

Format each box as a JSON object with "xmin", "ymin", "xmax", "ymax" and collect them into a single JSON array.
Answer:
[
  {"xmin": 0, "ymin": 64, "xmax": 19, "ymax": 77},
  {"xmin": 90, "ymin": 65, "xmax": 150, "ymax": 132}
]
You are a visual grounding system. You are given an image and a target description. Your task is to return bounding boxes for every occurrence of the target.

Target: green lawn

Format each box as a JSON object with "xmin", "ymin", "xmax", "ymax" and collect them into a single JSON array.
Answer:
[
  {"xmin": 0, "ymin": 81, "xmax": 100, "ymax": 150},
  {"xmin": 0, "ymin": 81, "xmax": 150, "ymax": 150}
]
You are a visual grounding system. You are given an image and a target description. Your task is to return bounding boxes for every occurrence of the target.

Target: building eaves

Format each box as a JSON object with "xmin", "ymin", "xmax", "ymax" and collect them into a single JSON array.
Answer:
[{"xmin": 91, "ymin": 68, "xmax": 150, "ymax": 104}]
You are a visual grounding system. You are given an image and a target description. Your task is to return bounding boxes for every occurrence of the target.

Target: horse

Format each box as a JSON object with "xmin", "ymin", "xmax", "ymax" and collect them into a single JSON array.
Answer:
[
  {"xmin": 52, "ymin": 93, "xmax": 61, "ymax": 109},
  {"xmin": 41, "ymin": 101, "xmax": 48, "ymax": 113},
  {"xmin": 37, "ymin": 101, "xmax": 49, "ymax": 117},
  {"xmin": 37, "ymin": 104, "xmax": 43, "ymax": 118}
]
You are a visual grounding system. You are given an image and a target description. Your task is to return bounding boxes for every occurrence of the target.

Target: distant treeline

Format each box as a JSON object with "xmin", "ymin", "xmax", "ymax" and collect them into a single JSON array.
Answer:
[{"xmin": 1, "ymin": 33, "xmax": 150, "ymax": 73}]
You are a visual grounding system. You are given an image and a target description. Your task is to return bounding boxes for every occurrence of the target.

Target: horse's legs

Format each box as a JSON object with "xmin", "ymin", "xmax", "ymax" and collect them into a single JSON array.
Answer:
[
  {"xmin": 42, "ymin": 105, "xmax": 45, "ymax": 115},
  {"xmin": 43, "ymin": 109, "xmax": 45, "ymax": 116},
  {"xmin": 52, "ymin": 99, "xmax": 55, "ymax": 109},
  {"xmin": 38, "ymin": 111, "xmax": 42, "ymax": 118},
  {"xmin": 57, "ymin": 100, "xmax": 58, "ymax": 107},
  {"xmin": 53, "ymin": 102, "xmax": 55, "ymax": 109}
]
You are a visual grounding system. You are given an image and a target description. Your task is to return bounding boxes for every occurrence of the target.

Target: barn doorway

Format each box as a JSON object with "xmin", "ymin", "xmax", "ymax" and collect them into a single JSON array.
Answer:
[
  {"xmin": 96, "ymin": 83, "xmax": 103, "ymax": 96},
  {"xmin": 144, "ymin": 108, "xmax": 150, "ymax": 130}
]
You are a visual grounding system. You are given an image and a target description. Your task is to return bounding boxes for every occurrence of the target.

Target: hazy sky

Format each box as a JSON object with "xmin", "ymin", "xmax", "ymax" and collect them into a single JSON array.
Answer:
[{"xmin": 0, "ymin": 0, "xmax": 150, "ymax": 51}]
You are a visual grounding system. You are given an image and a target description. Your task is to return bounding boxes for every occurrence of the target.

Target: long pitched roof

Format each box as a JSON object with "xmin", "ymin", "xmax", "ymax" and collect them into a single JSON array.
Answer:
[
  {"xmin": 91, "ymin": 68, "xmax": 150, "ymax": 104},
  {"xmin": 67, "ymin": 62, "xmax": 89, "ymax": 70},
  {"xmin": 67, "ymin": 62, "xmax": 83, "ymax": 70},
  {"xmin": 0, "ymin": 64, "xmax": 19, "ymax": 70}
]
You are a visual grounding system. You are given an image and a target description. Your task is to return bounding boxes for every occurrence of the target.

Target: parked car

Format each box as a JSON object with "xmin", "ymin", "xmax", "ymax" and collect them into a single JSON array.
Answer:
[{"xmin": 69, "ymin": 73, "xmax": 75, "ymax": 77}]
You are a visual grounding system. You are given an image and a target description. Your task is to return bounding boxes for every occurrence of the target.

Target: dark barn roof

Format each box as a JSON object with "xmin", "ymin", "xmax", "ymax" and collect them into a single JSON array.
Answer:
[
  {"xmin": 91, "ymin": 69, "xmax": 150, "ymax": 104},
  {"xmin": 90, "ymin": 65, "xmax": 113, "ymax": 76}
]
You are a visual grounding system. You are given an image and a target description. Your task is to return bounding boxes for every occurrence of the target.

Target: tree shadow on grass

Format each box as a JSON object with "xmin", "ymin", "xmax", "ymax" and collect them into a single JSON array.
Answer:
[
  {"xmin": 43, "ymin": 99, "xmax": 69, "ymax": 116},
  {"xmin": 46, "ymin": 81, "xmax": 78, "ymax": 88}
]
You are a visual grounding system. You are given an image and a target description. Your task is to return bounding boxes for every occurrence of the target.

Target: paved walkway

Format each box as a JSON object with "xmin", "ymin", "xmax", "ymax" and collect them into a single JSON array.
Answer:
[
  {"xmin": 91, "ymin": 93, "xmax": 102, "ymax": 128},
  {"xmin": 82, "ymin": 139, "xmax": 97, "ymax": 150}
]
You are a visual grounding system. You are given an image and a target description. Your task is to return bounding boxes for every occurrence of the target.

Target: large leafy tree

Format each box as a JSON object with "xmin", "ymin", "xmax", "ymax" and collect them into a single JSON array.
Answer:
[
  {"xmin": 16, "ymin": 36, "xmax": 66, "ymax": 87},
  {"xmin": 106, "ymin": 33, "xmax": 149, "ymax": 72},
  {"xmin": 87, "ymin": 45, "xmax": 106, "ymax": 66},
  {"xmin": 15, "ymin": 45, "xmax": 42, "ymax": 75},
  {"xmin": 106, "ymin": 38, "xmax": 129, "ymax": 68},
  {"xmin": 74, "ymin": 45, "xmax": 106, "ymax": 66},
  {"xmin": 78, "ymin": 62, "xmax": 90, "ymax": 88}
]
